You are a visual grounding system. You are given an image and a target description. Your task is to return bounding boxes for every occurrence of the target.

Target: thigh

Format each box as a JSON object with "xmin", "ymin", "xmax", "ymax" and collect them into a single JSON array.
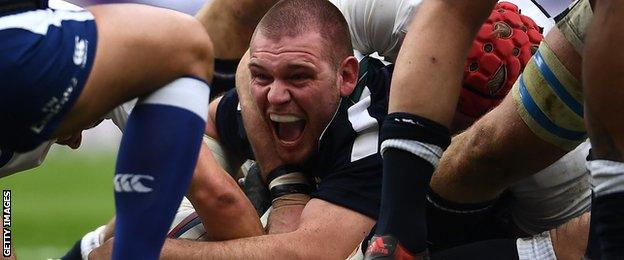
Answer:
[
  {"xmin": 196, "ymin": 0, "xmax": 278, "ymax": 59},
  {"xmin": 54, "ymin": 4, "xmax": 213, "ymax": 137},
  {"xmin": 583, "ymin": 0, "xmax": 624, "ymax": 160}
]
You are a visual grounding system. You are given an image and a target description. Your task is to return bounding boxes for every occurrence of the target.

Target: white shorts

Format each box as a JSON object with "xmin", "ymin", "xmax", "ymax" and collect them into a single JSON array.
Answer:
[{"xmin": 509, "ymin": 140, "xmax": 591, "ymax": 234}]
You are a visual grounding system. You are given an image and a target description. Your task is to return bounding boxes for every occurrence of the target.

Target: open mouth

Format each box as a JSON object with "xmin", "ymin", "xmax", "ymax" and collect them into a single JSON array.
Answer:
[{"xmin": 269, "ymin": 113, "xmax": 306, "ymax": 144}]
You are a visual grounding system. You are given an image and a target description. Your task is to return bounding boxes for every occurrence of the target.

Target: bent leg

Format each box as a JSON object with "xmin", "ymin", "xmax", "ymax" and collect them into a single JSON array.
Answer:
[
  {"xmin": 431, "ymin": 94, "xmax": 566, "ymax": 203},
  {"xmin": 196, "ymin": 0, "xmax": 278, "ymax": 59},
  {"xmin": 51, "ymin": 5, "xmax": 214, "ymax": 259},
  {"xmin": 195, "ymin": 0, "xmax": 279, "ymax": 95},
  {"xmin": 427, "ymin": 23, "xmax": 587, "ymax": 249},
  {"xmin": 53, "ymin": 4, "xmax": 214, "ymax": 137},
  {"xmin": 583, "ymin": 0, "xmax": 624, "ymax": 258}
]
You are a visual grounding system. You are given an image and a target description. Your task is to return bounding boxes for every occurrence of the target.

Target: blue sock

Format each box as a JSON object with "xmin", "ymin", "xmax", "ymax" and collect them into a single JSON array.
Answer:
[{"xmin": 112, "ymin": 77, "xmax": 209, "ymax": 260}]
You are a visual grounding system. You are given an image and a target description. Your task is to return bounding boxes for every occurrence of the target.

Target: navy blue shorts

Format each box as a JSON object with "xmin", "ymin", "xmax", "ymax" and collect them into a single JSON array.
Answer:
[{"xmin": 0, "ymin": 8, "xmax": 97, "ymax": 152}]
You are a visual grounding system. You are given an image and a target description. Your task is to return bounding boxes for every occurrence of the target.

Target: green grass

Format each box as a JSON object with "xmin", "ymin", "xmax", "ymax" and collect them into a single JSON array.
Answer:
[{"xmin": 0, "ymin": 148, "xmax": 116, "ymax": 259}]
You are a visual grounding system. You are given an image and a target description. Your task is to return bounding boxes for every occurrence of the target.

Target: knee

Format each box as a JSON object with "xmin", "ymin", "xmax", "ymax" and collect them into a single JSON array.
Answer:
[{"xmin": 178, "ymin": 18, "xmax": 215, "ymax": 82}]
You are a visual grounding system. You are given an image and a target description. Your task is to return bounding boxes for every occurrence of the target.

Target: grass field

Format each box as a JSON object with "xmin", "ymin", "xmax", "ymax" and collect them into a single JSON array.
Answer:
[{"xmin": 1, "ymin": 148, "xmax": 116, "ymax": 259}]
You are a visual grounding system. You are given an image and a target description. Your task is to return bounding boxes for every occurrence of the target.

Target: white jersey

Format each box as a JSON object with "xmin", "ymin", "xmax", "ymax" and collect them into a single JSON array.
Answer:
[
  {"xmin": 330, "ymin": 0, "xmax": 574, "ymax": 63},
  {"xmin": 0, "ymin": 101, "xmax": 134, "ymax": 178}
]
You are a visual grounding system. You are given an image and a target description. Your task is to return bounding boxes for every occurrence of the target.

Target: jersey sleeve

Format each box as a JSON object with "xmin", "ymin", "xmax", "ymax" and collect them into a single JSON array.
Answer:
[{"xmin": 215, "ymin": 89, "xmax": 254, "ymax": 160}]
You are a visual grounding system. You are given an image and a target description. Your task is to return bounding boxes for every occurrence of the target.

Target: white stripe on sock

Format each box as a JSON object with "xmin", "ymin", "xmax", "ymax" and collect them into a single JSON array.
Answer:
[
  {"xmin": 587, "ymin": 160, "xmax": 624, "ymax": 197},
  {"xmin": 141, "ymin": 77, "xmax": 210, "ymax": 121},
  {"xmin": 380, "ymin": 139, "xmax": 443, "ymax": 167}
]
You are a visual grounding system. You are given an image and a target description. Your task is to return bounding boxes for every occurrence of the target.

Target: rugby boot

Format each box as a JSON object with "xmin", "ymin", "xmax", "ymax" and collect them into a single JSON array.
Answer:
[{"xmin": 364, "ymin": 235, "xmax": 421, "ymax": 260}]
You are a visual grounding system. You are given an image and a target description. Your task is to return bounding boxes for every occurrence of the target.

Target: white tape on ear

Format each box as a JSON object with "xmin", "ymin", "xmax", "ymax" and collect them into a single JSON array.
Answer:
[{"xmin": 268, "ymin": 172, "xmax": 309, "ymax": 190}]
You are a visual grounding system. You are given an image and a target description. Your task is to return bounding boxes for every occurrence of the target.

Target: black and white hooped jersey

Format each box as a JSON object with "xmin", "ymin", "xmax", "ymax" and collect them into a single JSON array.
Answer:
[{"xmin": 216, "ymin": 56, "xmax": 392, "ymax": 218}]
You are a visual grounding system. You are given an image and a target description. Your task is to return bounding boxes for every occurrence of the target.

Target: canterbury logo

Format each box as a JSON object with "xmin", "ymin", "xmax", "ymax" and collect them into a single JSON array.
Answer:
[
  {"xmin": 73, "ymin": 36, "xmax": 88, "ymax": 67},
  {"xmin": 114, "ymin": 174, "xmax": 154, "ymax": 193}
]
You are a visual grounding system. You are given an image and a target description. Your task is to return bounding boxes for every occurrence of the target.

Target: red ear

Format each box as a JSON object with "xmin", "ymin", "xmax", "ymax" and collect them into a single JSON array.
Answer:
[{"xmin": 339, "ymin": 56, "xmax": 359, "ymax": 97}]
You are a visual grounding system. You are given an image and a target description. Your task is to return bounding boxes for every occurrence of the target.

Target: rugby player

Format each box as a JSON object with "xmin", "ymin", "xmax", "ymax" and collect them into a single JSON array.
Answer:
[
  {"xmin": 88, "ymin": 0, "xmax": 389, "ymax": 258},
  {"xmin": 364, "ymin": 0, "xmax": 624, "ymax": 258},
  {"xmin": 0, "ymin": 0, "xmax": 215, "ymax": 258}
]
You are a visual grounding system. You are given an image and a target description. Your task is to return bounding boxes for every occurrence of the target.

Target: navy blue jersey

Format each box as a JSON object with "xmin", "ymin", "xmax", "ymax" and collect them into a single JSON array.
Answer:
[
  {"xmin": 0, "ymin": 0, "xmax": 47, "ymax": 8},
  {"xmin": 0, "ymin": 8, "xmax": 96, "ymax": 152},
  {"xmin": 216, "ymin": 57, "xmax": 392, "ymax": 218}
]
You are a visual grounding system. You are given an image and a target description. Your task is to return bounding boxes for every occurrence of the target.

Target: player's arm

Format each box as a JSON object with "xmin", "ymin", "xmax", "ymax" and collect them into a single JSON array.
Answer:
[
  {"xmin": 90, "ymin": 199, "xmax": 374, "ymax": 260},
  {"xmin": 184, "ymin": 97, "xmax": 264, "ymax": 240}
]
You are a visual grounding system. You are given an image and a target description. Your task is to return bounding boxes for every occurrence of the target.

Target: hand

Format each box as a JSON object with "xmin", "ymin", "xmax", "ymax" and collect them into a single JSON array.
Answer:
[
  {"xmin": 266, "ymin": 193, "xmax": 310, "ymax": 234},
  {"xmin": 88, "ymin": 237, "xmax": 113, "ymax": 260}
]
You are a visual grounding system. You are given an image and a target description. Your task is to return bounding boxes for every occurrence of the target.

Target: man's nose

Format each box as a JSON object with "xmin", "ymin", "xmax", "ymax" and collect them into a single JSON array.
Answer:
[{"xmin": 267, "ymin": 81, "xmax": 291, "ymax": 105}]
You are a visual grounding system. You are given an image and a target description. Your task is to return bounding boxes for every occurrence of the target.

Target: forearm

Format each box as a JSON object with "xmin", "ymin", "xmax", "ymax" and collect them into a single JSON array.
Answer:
[
  {"xmin": 160, "ymin": 233, "xmax": 301, "ymax": 260},
  {"xmin": 266, "ymin": 194, "xmax": 310, "ymax": 234},
  {"xmin": 187, "ymin": 143, "xmax": 264, "ymax": 240},
  {"xmin": 390, "ymin": 0, "xmax": 496, "ymax": 125},
  {"xmin": 235, "ymin": 52, "xmax": 284, "ymax": 177},
  {"xmin": 160, "ymin": 199, "xmax": 372, "ymax": 260}
]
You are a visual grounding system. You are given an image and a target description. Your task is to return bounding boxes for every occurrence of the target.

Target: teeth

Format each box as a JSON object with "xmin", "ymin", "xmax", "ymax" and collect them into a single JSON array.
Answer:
[{"xmin": 270, "ymin": 114, "xmax": 302, "ymax": 123}]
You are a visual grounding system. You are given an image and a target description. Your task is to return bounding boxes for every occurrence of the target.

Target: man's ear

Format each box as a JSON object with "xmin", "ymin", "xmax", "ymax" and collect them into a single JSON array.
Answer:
[{"xmin": 338, "ymin": 56, "xmax": 359, "ymax": 97}]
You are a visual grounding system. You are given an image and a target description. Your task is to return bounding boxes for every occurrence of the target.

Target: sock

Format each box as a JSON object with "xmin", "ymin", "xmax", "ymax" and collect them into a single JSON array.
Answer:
[
  {"xmin": 112, "ymin": 77, "xmax": 209, "ymax": 260},
  {"xmin": 430, "ymin": 239, "xmax": 519, "ymax": 260},
  {"xmin": 585, "ymin": 194, "xmax": 602, "ymax": 259},
  {"xmin": 211, "ymin": 58, "xmax": 239, "ymax": 98},
  {"xmin": 426, "ymin": 188, "xmax": 496, "ymax": 251},
  {"xmin": 587, "ymin": 159, "xmax": 624, "ymax": 260},
  {"xmin": 374, "ymin": 113, "xmax": 451, "ymax": 254}
]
